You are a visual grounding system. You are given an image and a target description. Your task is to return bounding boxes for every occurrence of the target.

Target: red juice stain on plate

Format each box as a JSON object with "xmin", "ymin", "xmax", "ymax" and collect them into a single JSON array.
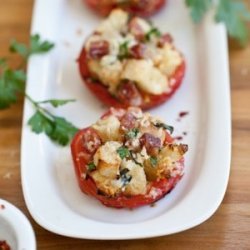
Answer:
[
  {"xmin": 174, "ymin": 136, "xmax": 183, "ymax": 141},
  {"xmin": 0, "ymin": 240, "xmax": 11, "ymax": 250},
  {"xmin": 179, "ymin": 111, "xmax": 189, "ymax": 118},
  {"xmin": 0, "ymin": 204, "xmax": 5, "ymax": 210}
]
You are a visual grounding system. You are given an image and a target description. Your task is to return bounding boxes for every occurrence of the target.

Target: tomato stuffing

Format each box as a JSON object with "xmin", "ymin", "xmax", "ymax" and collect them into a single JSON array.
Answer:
[
  {"xmin": 78, "ymin": 9, "xmax": 186, "ymax": 110},
  {"xmin": 71, "ymin": 107, "xmax": 188, "ymax": 208}
]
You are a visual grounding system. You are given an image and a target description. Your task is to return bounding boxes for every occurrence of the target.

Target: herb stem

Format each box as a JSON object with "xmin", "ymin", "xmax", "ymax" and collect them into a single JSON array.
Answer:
[{"xmin": 25, "ymin": 93, "xmax": 55, "ymax": 121}]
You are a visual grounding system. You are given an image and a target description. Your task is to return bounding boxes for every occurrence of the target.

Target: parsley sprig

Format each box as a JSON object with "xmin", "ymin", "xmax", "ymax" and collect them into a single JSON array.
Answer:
[
  {"xmin": 186, "ymin": 0, "xmax": 250, "ymax": 46},
  {"xmin": 10, "ymin": 34, "xmax": 54, "ymax": 59},
  {"xmin": 26, "ymin": 95, "xmax": 78, "ymax": 146},
  {"xmin": 0, "ymin": 34, "xmax": 78, "ymax": 146}
]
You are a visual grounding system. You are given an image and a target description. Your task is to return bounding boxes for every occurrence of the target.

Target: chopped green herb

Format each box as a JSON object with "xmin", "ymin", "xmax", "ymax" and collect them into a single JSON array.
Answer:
[
  {"xmin": 126, "ymin": 128, "xmax": 139, "ymax": 139},
  {"xmin": 37, "ymin": 99, "xmax": 75, "ymax": 108},
  {"xmin": 130, "ymin": 151, "xmax": 143, "ymax": 167},
  {"xmin": 120, "ymin": 168, "xmax": 132, "ymax": 186},
  {"xmin": 154, "ymin": 122, "xmax": 174, "ymax": 134},
  {"xmin": 118, "ymin": 41, "xmax": 130, "ymax": 60},
  {"xmin": 117, "ymin": 146, "xmax": 130, "ymax": 159},
  {"xmin": 145, "ymin": 27, "xmax": 162, "ymax": 41},
  {"xmin": 87, "ymin": 162, "xmax": 96, "ymax": 171},
  {"xmin": 150, "ymin": 157, "xmax": 158, "ymax": 167}
]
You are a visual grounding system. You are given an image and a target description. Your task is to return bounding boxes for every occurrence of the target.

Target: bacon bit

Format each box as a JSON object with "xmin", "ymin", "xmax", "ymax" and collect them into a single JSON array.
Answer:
[
  {"xmin": 88, "ymin": 40, "xmax": 109, "ymax": 59},
  {"xmin": 158, "ymin": 33, "xmax": 173, "ymax": 47},
  {"xmin": 179, "ymin": 111, "xmax": 189, "ymax": 118},
  {"xmin": 128, "ymin": 18, "xmax": 146, "ymax": 41},
  {"xmin": 140, "ymin": 133, "xmax": 161, "ymax": 156},
  {"xmin": 117, "ymin": 81, "xmax": 142, "ymax": 107},
  {"xmin": 82, "ymin": 129, "xmax": 102, "ymax": 154},
  {"xmin": 120, "ymin": 112, "xmax": 137, "ymax": 131},
  {"xmin": 0, "ymin": 204, "xmax": 5, "ymax": 209},
  {"xmin": 130, "ymin": 44, "xmax": 146, "ymax": 59},
  {"xmin": 0, "ymin": 240, "xmax": 11, "ymax": 250}
]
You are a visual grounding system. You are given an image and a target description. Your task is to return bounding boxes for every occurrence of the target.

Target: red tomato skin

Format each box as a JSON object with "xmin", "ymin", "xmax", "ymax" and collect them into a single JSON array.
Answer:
[
  {"xmin": 78, "ymin": 48, "xmax": 186, "ymax": 110},
  {"xmin": 71, "ymin": 119, "xmax": 184, "ymax": 208},
  {"xmin": 84, "ymin": 0, "xmax": 166, "ymax": 17}
]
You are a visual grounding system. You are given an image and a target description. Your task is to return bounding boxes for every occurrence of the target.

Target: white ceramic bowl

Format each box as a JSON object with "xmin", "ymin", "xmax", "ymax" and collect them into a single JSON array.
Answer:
[{"xmin": 0, "ymin": 199, "xmax": 36, "ymax": 250}]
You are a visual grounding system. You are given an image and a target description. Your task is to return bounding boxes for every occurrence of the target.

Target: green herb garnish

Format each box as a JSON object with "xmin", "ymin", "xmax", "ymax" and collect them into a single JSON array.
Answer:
[
  {"xmin": 117, "ymin": 146, "xmax": 130, "ymax": 159},
  {"xmin": 1, "ymin": 34, "xmax": 78, "ymax": 146},
  {"xmin": 10, "ymin": 34, "xmax": 55, "ymax": 59},
  {"xmin": 145, "ymin": 27, "xmax": 162, "ymax": 41},
  {"xmin": 118, "ymin": 41, "xmax": 130, "ymax": 60},
  {"xmin": 154, "ymin": 122, "xmax": 174, "ymax": 134},
  {"xmin": 27, "ymin": 95, "xmax": 79, "ymax": 146},
  {"xmin": 126, "ymin": 128, "xmax": 139, "ymax": 139},
  {"xmin": 36, "ymin": 99, "xmax": 76, "ymax": 108},
  {"xmin": 130, "ymin": 151, "xmax": 143, "ymax": 167},
  {"xmin": 185, "ymin": 0, "xmax": 250, "ymax": 46},
  {"xmin": 185, "ymin": 0, "xmax": 212, "ymax": 23},
  {"xmin": 150, "ymin": 157, "xmax": 158, "ymax": 167},
  {"xmin": 120, "ymin": 168, "xmax": 132, "ymax": 186},
  {"xmin": 87, "ymin": 162, "xmax": 96, "ymax": 171},
  {"xmin": 0, "ymin": 68, "xmax": 26, "ymax": 109}
]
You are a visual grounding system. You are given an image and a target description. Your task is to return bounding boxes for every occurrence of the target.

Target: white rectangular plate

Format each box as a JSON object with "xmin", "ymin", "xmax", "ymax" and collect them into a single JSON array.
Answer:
[{"xmin": 21, "ymin": 0, "xmax": 231, "ymax": 239}]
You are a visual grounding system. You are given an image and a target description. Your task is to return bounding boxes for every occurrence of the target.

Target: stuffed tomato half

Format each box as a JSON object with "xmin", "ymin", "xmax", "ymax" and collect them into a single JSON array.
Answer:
[
  {"xmin": 71, "ymin": 107, "xmax": 188, "ymax": 208},
  {"xmin": 85, "ymin": 0, "xmax": 166, "ymax": 17},
  {"xmin": 78, "ymin": 9, "xmax": 186, "ymax": 110}
]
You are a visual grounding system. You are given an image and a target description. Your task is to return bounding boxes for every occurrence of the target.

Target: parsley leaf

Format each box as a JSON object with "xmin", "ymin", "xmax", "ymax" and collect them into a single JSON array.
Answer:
[
  {"xmin": 185, "ymin": 0, "xmax": 250, "ymax": 45},
  {"xmin": 50, "ymin": 116, "xmax": 79, "ymax": 146},
  {"xmin": 215, "ymin": 0, "xmax": 250, "ymax": 46},
  {"xmin": 118, "ymin": 41, "xmax": 130, "ymax": 60},
  {"xmin": 145, "ymin": 27, "xmax": 162, "ymax": 41},
  {"xmin": 154, "ymin": 122, "xmax": 174, "ymax": 134},
  {"xmin": 0, "ymin": 69, "xmax": 26, "ymax": 109},
  {"xmin": 27, "ymin": 95, "xmax": 79, "ymax": 146},
  {"xmin": 117, "ymin": 146, "xmax": 130, "ymax": 159},
  {"xmin": 87, "ymin": 162, "xmax": 96, "ymax": 171},
  {"xmin": 28, "ymin": 111, "xmax": 78, "ymax": 146},
  {"xmin": 30, "ymin": 34, "xmax": 55, "ymax": 54},
  {"xmin": 185, "ymin": 0, "xmax": 212, "ymax": 23},
  {"xmin": 37, "ymin": 99, "xmax": 76, "ymax": 108},
  {"xmin": 150, "ymin": 157, "xmax": 158, "ymax": 167},
  {"xmin": 28, "ymin": 111, "xmax": 53, "ymax": 134},
  {"xmin": 10, "ymin": 34, "xmax": 54, "ymax": 58},
  {"xmin": 126, "ymin": 128, "xmax": 139, "ymax": 139}
]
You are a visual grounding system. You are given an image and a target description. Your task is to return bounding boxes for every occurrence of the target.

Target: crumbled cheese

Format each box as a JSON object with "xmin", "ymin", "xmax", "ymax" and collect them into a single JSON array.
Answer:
[
  {"xmin": 140, "ymin": 112, "xmax": 151, "ymax": 127},
  {"xmin": 92, "ymin": 115, "xmax": 121, "ymax": 142},
  {"xmin": 148, "ymin": 187, "xmax": 162, "ymax": 199},
  {"xmin": 88, "ymin": 60, "xmax": 123, "ymax": 93},
  {"xmin": 121, "ymin": 160, "xmax": 147, "ymax": 195},
  {"xmin": 93, "ymin": 141, "xmax": 122, "ymax": 167},
  {"xmin": 127, "ymin": 107, "xmax": 143, "ymax": 118},
  {"xmin": 96, "ymin": 9, "xmax": 129, "ymax": 34},
  {"xmin": 100, "ymin": 54, "xmax": 117, "ymax": 66},
  {"xmin": 121, "ymin": 59, "xmax": 168, "ymax": 95},
  {"xmin": 91, "ymin": 172, "xmax": 121, "ymax": 196},
  {"xmin": 157, "ymin": 44, "xmax": 182, "ymax": 77},
  {"xmin": 132, "ymin": 17, "xmax": 151, "ymax": 33}
]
